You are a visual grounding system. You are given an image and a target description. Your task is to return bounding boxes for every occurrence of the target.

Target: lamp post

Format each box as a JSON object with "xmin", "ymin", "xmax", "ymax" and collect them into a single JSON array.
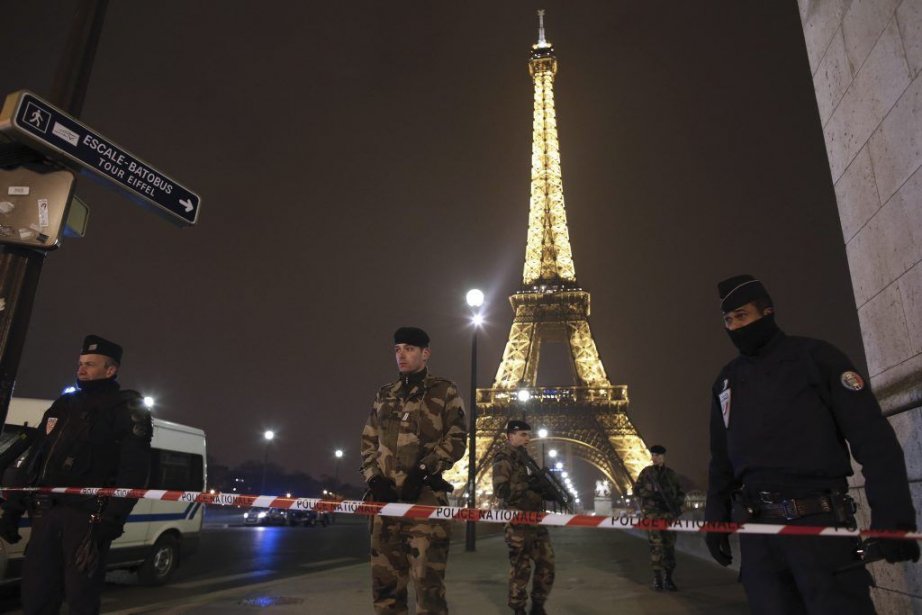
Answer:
[
  {"xmin": 465, "ymin": 288, "xmax": 484, "ymax": 552},
  {"xmin": 334, "ymin": 449, "xmax": 344, "ymax": 487},
  {"xmin": 261, "ymin": 430, "xmax": 275, "ymax": 494},
  {"xmin": 537, "ymin": 428, "xmax": 548, "ymax": 468}
]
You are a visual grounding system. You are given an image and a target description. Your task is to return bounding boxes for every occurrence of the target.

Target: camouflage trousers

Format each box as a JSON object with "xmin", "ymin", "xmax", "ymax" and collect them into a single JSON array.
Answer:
[
  {"xmin": 505, "ymin": 524, "xmax": 555, "ymax": 609},
  {"xmin": 371, "ymin": 516, "xmax": 451, "ymax": 615},
  {"xmin": 646, "ymin": 528, "xmax": 677, "ymax": 572}
]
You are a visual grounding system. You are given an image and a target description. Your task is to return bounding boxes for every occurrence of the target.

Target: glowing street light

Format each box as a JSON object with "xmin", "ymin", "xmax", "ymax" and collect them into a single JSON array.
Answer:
[
  {"xmin": 537, "ymin": 428, "xmax": 548, "ymax": 439},
  {"xmin": 548, "ymin": 449, "xmax": 558, "ymax": 459},
  {"xmin": 334, "ymin": 449, "xmax": 344, "ymax": 485},
  {"xmin": 517, "ymin": 389, "xmax": 531, "ymax": 403},
  {"xmin": 465, "ymin": 287, "xmax": 486, "ymax": 552},
  {"xmin": 261, "ymin": 430, "xmax": 276, "ymax": 493},
  {"xmin": 143, "ymin": 396, "xmax": 155, "ymax": 409},
  {"xmin": 466, "ymin": 289, "xmax": 484, "ymax": 308}
]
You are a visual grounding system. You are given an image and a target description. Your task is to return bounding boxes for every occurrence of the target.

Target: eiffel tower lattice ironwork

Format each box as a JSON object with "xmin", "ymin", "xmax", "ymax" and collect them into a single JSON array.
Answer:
[{"xmin": 445, "ymin": 12, "xmax": 648, "ymax": 505}]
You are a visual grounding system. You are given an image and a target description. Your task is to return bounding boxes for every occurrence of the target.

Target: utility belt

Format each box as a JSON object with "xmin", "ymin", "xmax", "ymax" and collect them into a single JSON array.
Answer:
[{"xmin": 733, "ymin": 489, "xmax": 857, "ymax": 528}]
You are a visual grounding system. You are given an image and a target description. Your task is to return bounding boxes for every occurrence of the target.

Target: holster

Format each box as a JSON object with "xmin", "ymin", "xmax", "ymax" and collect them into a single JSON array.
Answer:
[{"xmin": 730, "ymin": 490, "xmax": 759, "ymax": 523}]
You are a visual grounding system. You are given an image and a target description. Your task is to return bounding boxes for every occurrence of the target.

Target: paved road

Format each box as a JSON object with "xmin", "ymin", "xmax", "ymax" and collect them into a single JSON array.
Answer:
[
  {"xmin": 0, "ymin": 509, "xmax": 748, "ymax": 614},
  {"xmin": 0, "ymin": 509, "xmax": 371, "ymax": 613}
]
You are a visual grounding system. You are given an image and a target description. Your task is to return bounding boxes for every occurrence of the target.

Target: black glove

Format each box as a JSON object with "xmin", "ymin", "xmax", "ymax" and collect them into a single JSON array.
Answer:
[
  {"xmin": 527, "ymin": 475, "xmax": 546, "ymax": 493},
  {"xmin": 401, "ymin": 465, "xmax": 427, "ymax": 502},
  {"xmin": 425, "ymin": 473, "xmax": 454, "ymax": 493},
  {"xmin": 0, "ymin": 512, "xmax": 21, "ymax": 545},
  {"xmin": 705, "ymin": 533, "xmax": 733, "ymax": 566},
  {"xmin": 96, "ymin": 518, "xmax": 125, "ymax": 543},
  {"xmin": 368, "ymin": 475, "xmax": 399, "ymax": 503},
  {"xmin": 877, "ymin": 538, "xmax": 921, "ymax": 563}
]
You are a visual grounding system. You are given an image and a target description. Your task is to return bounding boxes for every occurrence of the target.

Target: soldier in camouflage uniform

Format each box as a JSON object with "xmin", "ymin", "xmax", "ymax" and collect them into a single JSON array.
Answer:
[
  {"xmin": 493, "ymin": 420, "xmax": 554, "ymax": 615},
  {"xmin": 634, "ymin": 444, "xmax": 685, "ymax": 592},
  {"xmin": 360, "ymin": 327, "xmax": 467, "ymax": 615}
]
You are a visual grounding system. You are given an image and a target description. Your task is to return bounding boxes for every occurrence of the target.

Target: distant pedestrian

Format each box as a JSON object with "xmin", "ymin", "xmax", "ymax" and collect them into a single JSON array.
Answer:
[
  {"xmin": 360, "ymin": 327, "xmax": 467, "ymax": 615},
  {"xmin": 0, "ymin": 335, "xmax": 152, "ymax": 615},
  {"xmin": 705, "ymin": 275, "xmax": 919, "ymax": 614},
  {"xmin": 634, "ymin": 444, "xmax": 684, "ymax": 591},
  {"xmin": 493, "ymin": 420, "xmax": 554, "ymax": 615}
]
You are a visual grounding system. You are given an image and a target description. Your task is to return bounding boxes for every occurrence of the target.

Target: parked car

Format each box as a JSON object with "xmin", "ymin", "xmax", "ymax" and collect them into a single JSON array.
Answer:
[
  {"xmin": 242, "ymin": 507, "xmax": 287, "ymax": 526},
  {"xmin": 287, "ymin": 509, "xmax": 331, "ymax": 527}
]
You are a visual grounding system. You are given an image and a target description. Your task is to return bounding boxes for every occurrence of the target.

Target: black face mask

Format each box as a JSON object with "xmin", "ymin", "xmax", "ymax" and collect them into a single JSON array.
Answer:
[
  {"xmin": 727, "ymin": 313, "xmax": 780, "ymax": 356},
  {"xmin": 76, "ymin": 376, "xmax": 118, "ymax": 394}
]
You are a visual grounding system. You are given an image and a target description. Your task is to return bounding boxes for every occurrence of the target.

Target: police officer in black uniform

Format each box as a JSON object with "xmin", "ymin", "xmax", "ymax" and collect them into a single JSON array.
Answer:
[
  {"xmin": 0, "ymin": 335, "xmax": 152, "ymax": 615},
  {"xmin": 704, "ymin": 275, "xmax": 919, "ymax": 614}
]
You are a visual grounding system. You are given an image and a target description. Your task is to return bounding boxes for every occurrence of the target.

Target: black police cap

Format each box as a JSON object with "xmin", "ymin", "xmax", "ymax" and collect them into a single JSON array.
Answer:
[
  {"xmin": 81, "ymin": 335, "xmax": 123, "ymax": 364},
  {"xmin": 718, "ymin": 274, "xmax": 773, "ymax": 313},
  {"xmin": 394, "ymin": 327, "xmax": 430, "ymax": 348},
  {"xmin": 649, "ymin": 444, "xmax": 666, "ymax": 454},
  {"xmin": 506, "ymin": 420, "xmax": 532, "ymax": 433}
]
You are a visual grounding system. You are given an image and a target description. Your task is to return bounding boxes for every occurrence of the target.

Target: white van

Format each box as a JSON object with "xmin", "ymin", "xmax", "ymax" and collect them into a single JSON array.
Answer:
[{"xmin": 0, "ymin": 397, "xmax": 207, "ymax": 585}]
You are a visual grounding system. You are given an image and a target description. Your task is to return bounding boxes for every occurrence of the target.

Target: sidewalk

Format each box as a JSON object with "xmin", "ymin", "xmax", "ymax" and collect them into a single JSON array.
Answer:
[{"xmin": 110, "ymin": 527, "xmax": 748, "ymax": 614}]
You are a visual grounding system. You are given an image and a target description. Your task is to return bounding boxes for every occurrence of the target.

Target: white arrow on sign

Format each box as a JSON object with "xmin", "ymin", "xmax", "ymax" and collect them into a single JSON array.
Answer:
[{"xmin": 179, "ymin": 198, "xmax": 194, "ymax": 213}]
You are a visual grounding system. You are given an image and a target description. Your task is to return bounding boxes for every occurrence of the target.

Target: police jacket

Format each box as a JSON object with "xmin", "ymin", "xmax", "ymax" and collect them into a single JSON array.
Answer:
[
  {"xmin": 360, "ymin": 369, "xmax": 467, "ymax": 503},
  {"xmin": 492, "ymin": 443, "xmax": 544, "ymax": 512},
  {"xmin": 635, "ymin": 465, "xmax": 684, "ymax": 518},
  {"xmin": 705, "ymin": 330, "xmax": 916, "ymax": 530},
  {"xmin": 2, "ymin": 379, "xmax": 153, "ymax": 524}
]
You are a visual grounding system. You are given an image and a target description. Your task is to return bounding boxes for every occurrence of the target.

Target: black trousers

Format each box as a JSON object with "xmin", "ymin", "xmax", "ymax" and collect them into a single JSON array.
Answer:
[
  {"xmin": 739, "ymin": 515, "xmax": 875, "ymax": 615},
  {"xmin": 21, "ymin": 505, "xmax": 111, "ymax": 615}
]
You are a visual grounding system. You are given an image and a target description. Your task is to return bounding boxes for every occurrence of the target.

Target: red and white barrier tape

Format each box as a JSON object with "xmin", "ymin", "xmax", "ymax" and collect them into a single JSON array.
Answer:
[{"xmin": 3, "ymin": 486, "xmax": 920, "ymax": 540}]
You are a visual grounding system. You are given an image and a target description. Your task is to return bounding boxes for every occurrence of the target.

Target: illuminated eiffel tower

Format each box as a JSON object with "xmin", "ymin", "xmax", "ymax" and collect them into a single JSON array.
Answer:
[{"xmin": 446, "ymin": 12, "xmax": 648, "ymax": 505}]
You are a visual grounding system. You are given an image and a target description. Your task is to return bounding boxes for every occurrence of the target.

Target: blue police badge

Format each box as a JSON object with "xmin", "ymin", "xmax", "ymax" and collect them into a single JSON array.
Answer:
[{"xmin": 840, "ymin": 371, "xmax": 865, "ymax": 392}]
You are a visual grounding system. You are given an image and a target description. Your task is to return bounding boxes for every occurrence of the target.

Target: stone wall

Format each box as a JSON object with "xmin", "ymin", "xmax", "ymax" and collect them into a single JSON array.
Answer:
[{"xmin": 798, "ymin": 0, "xmax": 922, "ymax": 610}]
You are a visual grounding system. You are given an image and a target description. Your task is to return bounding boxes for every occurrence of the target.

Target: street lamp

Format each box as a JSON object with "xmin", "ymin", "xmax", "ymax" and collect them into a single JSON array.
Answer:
[
  {"xmin": 142, "ymin": 396, "xmax": 155, "ymax": 409},
  {"xmin": 537, "ymin": 428, "xmax": 548, "ymax": 467},
  {"xmin": 465, "ymin": 288, "xmax": 484, "ymax": 552},
  {"xmin": 334, "ymin": 449, "xmax": 344, "ymax": 487},
  {"xmin": 261, "ymin": 430, "xmax": 275, "ymax": 493}
]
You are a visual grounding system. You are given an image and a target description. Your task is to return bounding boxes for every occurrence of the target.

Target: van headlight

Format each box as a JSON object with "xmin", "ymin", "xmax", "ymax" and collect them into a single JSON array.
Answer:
[
  {"xmin": 243, "ymin": 512, "xmax": 249, "ymax": 519},
  {"xmin": 257, "ymin": 511, "xmax": 267, "ymax": 519}
]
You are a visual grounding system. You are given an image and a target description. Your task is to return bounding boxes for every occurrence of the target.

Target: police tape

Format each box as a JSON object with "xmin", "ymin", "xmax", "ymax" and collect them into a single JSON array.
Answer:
[{"xmin": 3, "ymin": 486, "xmax": 920, "ymax": 541}]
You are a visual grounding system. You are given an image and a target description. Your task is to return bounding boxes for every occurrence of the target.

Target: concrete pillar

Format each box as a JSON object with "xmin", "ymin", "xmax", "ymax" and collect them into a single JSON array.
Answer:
[{"xmin": 798, "ymin": 0, "xmax": 922, "ymax": 610}]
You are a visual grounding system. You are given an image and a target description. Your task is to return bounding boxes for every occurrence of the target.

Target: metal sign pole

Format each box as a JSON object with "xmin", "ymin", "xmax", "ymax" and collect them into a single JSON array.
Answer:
[{"xmin": 0, "ymin": 0, "xmax": 107, "ymax": 427}]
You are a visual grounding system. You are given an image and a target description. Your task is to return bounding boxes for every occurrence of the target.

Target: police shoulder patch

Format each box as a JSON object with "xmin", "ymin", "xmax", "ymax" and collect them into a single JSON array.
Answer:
[{"xmin": 840, "ymin": 371, "xmax": 865, "ymax": 392}]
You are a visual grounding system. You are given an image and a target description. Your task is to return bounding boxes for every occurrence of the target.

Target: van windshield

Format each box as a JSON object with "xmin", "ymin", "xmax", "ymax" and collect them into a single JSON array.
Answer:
[{"xmin": 0, "ymin": 425, "xmax": 37, "ymax": 456}]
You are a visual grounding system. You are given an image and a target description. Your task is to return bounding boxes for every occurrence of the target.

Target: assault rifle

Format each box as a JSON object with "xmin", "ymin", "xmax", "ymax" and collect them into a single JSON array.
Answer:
[
  {"xmin": 649, "ymin": 473, "xmax": 682, "ymax": 518},
  {"xmin": 521, "ymin": 450, "xmax": 574, "ymax": 513}
]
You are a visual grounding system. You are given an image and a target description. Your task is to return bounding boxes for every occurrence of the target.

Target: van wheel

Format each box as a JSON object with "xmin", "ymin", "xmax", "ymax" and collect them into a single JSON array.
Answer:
[{"xmin": 138, "ymin": 534, "xmax": 179, "ymax": 586}]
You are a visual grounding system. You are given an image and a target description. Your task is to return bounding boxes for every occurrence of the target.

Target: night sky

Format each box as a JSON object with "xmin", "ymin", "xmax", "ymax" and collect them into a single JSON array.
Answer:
[{"xmin": 0, "ymin": 1, "xmax": 864, "ymax": 493}]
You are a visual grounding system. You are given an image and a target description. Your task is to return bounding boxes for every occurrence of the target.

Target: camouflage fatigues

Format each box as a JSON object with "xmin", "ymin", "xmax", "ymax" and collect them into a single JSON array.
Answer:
[
  {"xmin": 361, "ymin": 370, "xmax": 467, "ymax": 615},
  {"xmin": 493, "ymin": 442, "xmax": 555, "ymax": 610},
  {"xmin": 634, "ymin": 464, "xmax": 685, "ymax": 572}
]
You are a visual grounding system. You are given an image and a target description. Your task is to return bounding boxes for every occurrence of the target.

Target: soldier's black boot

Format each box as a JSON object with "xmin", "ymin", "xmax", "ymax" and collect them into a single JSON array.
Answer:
[
  {"xmin": 664, "ymin": 571, "xmax": 678, "ymax": 591},
  {"xmin": 652, "ymin": 571, "xmax": 664, "ymax": 591},
  {"xmin": 529, "ymin": 601, "xmax": 547, "ymax": 615}
]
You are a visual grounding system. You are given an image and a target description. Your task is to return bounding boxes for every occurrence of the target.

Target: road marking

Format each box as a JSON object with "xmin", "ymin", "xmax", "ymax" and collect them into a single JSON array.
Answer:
[
  {"xmin": 168, "ymin": 569, "xmax": 275, "ymax": 589},
  {"xmin": 299, "ymin": 557, "xmax": 359, "ymax": 569}
]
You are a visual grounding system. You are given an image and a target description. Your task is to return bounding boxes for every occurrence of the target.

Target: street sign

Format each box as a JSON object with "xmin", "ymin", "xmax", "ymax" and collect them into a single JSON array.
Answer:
[{"xmin": 0, "ymin": 90, "xmax": 201, "ymax": 226}]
